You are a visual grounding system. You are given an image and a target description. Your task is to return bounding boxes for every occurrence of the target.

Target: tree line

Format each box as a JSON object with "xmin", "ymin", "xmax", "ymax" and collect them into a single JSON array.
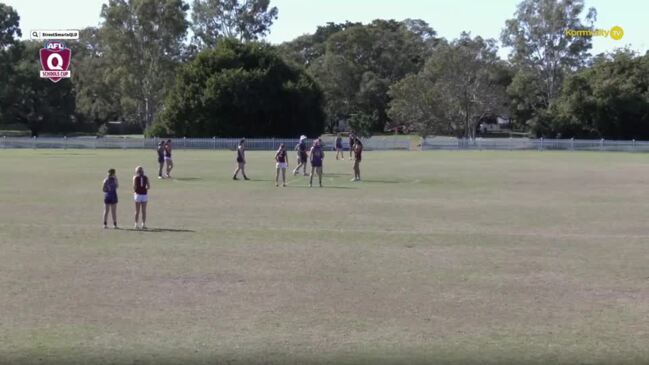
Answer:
[{"xmin": 1, "ymin": 0, "xmax": 648, "ymax": 139}]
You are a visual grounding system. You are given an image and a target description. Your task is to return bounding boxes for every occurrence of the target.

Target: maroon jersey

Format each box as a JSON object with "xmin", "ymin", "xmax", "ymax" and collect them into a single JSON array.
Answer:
[
  {"xmin": 134, "ymin": 175, "xmax": 149, "ymax": 195},
  {"xmin": 354, "ymin": 143, "xmax": 363, "ymax": 161},
  {"xmin": 276, "ymin": 150, "xmax": 287, "ymax": 163}
]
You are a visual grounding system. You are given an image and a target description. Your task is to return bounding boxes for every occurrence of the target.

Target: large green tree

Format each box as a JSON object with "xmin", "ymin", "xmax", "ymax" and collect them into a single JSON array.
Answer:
[
  {"xmin": 191, "ymin": 0, "xmax": 278, "ymax": 48},
  {"xmin": 307, "ymin": 19, "xmax": 437, "ymax": 134},
  {"xmin": 0, "ymin": 3, "xmax": 21, "ymax": 125},
  {"xmin": 0, "ymin": 3, "xmax": 21, "ymax": 49},
  {"xmin": 278, "ymin": 21, "xmax": 361, "ymax": 68},
  {"xmin": 1, "ymin": 6, "xmax": 78, "ymax": 135},
  {"xmin": 100, "ymin": 0, "xmax": 189, "ymax": 129},
  {"xmin": 501, "ymin": 0, "xmax": 596, "ymax": 131},
  {"xmin": 72, "ymin": 27, "xmax": 122, "ymax": 127},
  {"xmin": 388, "ymin": 34, "xmax": 511, "ymax": 138},
  {"xmin": 151, "ymin": 39, "xmax": 324, "ymax": 137},
  {"xmin": 545, "ymin": 50, "xmax": 649, "ymax": 139},
  {"xmin": 1, "ymin": 41, "xmax": 78, "ymax": 136}
]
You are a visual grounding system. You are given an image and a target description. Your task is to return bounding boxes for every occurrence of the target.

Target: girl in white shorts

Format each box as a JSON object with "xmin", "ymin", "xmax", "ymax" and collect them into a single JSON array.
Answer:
[
  {"xmin": 274, "ymin": 143, "xmax": 288, "ymax": 187},
  {"xmin": 133, "ymin": 166, "xmax": 150, "ymax": 229}
]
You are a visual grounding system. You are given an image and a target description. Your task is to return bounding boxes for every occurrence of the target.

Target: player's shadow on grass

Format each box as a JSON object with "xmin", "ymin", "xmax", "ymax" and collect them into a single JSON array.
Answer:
[
  {"xmin": 362, "ymin": 179, "xmax": 401, "ymax": 184},
  {"xmin": 124, "ymin": 228, "xmax": 195, "ymax": 233},
  {"xmin": 174, "ymin": 177, "xmax": 201, "ymax": 181},
  {"xmin": 287, "ymin": 185, "xmax": 357, "ymax": 189}
]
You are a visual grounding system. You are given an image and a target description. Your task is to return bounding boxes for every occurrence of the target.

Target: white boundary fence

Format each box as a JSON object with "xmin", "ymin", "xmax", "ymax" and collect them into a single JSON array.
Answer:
[
  {"xmin": 422, "ymin": 137, "xmax": 649, "ymax": 152},
  {"xmin": 3, "ymin": 136, "xmax": 649, "ymax": 152},
  {"xmin": 0, "ymin": 136, "xmax": 411, "ymax": 151}
]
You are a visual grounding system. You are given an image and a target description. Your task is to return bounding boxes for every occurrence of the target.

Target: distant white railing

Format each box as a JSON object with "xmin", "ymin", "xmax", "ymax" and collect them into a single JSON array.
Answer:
[
  {"xmin": 3, "ymin": 136, "xmax": 649, "ymax": 152},
  {"xmin": 422, "ymin": 137, "xmax": 649, "ymax": 152},
  {"xmin": 0, "ymin": 136, "xmax": 411, "ymax": 151}
]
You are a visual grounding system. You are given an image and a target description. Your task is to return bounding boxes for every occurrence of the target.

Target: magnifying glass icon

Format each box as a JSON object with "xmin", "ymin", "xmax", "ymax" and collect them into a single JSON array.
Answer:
[{"xmin": 32, "ymin": 31, "xmax": 38, "ymax": 38}]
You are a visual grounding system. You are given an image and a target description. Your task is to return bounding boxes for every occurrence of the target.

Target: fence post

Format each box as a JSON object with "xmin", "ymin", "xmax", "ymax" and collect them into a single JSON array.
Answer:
[
  {"xmin": 539, "ymin": 137, "xmax": 544, "ymax": 151},
  {"xmin": 600, "ymin": 138, "xmax": 604, "ymax": 151},
  {"xmin": 122, "ymin": 136, "xmax": 126, "ymax": 149},
  {"xmin": 213, "ymin": 137, "xmax": 216, "ymax": 150},
  {"xmin": 570, "ymin": 138, "xmax": 574, "ymax": 151},
  {"xmin": 632, "ymin": 139, "xmax": 636, "ymax": 152},
  {"xmin": 2, "ymin": 135, "xmax": 6, "ymax": 149},
  {"xmin": 183, "ymin": 137, "xmax": 187, "ymax": 150},
  {"xmin": 32, "ymin": 136, "xmax": 36, "ymax": 149},
  {"xmin": 64, "ymin": 136, "xmax": 67, "ymax": 150}
]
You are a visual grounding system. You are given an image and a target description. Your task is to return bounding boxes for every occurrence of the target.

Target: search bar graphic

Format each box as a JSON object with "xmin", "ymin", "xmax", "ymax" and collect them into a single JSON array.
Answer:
[{"xmin": 30, "ymin": 30, "xmax": 80, "ymax": 40}]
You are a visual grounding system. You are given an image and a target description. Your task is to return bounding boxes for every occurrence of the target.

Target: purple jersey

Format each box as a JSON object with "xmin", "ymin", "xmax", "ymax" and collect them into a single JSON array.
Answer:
[
  {"xmin": 104, "ymin": 176, "xmax": 117, "ymax": 194},
  {"xmin": 104, "ymin": 176, "xmax": 118, "ymax": 204},
  {"xmin": 311, "ymin": 145, "xmax": 323, "ymax": 167},
  {"xmin": 297, "ymin": 142, "xmax": 308, "ymax": 163}
]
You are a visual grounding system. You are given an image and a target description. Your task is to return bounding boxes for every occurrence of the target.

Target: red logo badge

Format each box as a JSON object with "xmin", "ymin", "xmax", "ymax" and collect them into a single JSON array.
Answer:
[{"xmin": 39, "ymin": 41, "xmax": 71, "ymax": 83}]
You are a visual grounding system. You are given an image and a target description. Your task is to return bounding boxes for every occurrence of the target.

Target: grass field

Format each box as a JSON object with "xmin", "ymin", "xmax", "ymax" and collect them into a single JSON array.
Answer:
[{"xmin": 1, "ymin": 149, "xmax": 648, "ymax": 364}]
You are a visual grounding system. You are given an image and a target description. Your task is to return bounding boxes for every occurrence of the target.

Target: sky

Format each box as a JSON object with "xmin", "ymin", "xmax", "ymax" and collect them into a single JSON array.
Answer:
[{"xmin": 3, "ymin": 0, "xmax": 647, "ymax": 59}]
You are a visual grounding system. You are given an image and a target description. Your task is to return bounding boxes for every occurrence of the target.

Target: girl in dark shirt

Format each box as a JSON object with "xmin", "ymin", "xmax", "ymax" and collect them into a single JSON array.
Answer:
[
  {"xmin": 292, "ymin": 135, "xmax": 308, "ymax": 176},
  {"xmin": 164, "ymin": 139, "xmax": 173, "ymax": 178},
  {"xmin": 233, "ymin": 139, "xmax": 250, "ymax": 180},
  {"xmin": 274, "ymin": 143, "xmax": 288, "ymax": 187},
  {"xmin": 335, "ymin": 133, "xmax": 344, "ymax": 160},
  {"xmin": 348, "ymin": 133, "xmax": 355, "ymax": 159},
  {"xmin": 102, "ymin": 168, "xmax": 119, "ymax": 229},
  {"xmin": 309, "ymin": 138, "xmax": 324, "ymax": 187},
  {"xmin": 352, "ymin": 138, "xmax": 363, "ymax": 182},
  {"xmin": 157, "ymin": 141, "xmax": 165, "ymax": 179}
]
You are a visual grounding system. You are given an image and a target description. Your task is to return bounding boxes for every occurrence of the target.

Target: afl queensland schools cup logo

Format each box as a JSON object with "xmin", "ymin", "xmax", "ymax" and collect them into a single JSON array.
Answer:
[{"xmin": 39, "ymin": 41, "xmax": 71, "ymax": 83}]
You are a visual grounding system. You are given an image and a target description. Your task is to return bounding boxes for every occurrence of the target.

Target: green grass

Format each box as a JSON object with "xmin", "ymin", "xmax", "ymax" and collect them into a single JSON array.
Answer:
[{"xmin": 1, "ymin": 149, "xmax": 648, "ymax": 364}]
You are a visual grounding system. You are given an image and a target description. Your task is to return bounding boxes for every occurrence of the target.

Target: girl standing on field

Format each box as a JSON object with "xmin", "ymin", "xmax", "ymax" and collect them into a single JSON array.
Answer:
[
  {"xmin": 351, "ymin": 137, "xmax": 363, "ymax": 182},
  {"xmin": 309, "ymin": 138, "xmax": 324, "ymax": 187},
  {"xmin": 164, "ymin": 139, "xmax": 173, "ymax": 178},
  {"xmin": 102, "ymin": 168, "xmax": 119, "ymax": 229},
  {"xmin": 292, "ymin": 135, "xmax": 308, "ymax": 176},
  {"xmin": 348, "ymin": 132, "xmax": 355, "ymax": 160},
  {"xmin": 156, "ymin": 141, "xmax": 165, "ymax": 179},
  {"xmin": 133, "ymin": 166, "xmax": 150, "ymax": 230},
  {"xmin": 233, "ymin": 138, "xmax": 250, "ymax": 180},
  {"xmin": 335, "ymin": 133, "xmax": 344, "ymax": 160},
  {"xmin": 274, "ymin": 143, "xmax": 288, "ymax": 187}
]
